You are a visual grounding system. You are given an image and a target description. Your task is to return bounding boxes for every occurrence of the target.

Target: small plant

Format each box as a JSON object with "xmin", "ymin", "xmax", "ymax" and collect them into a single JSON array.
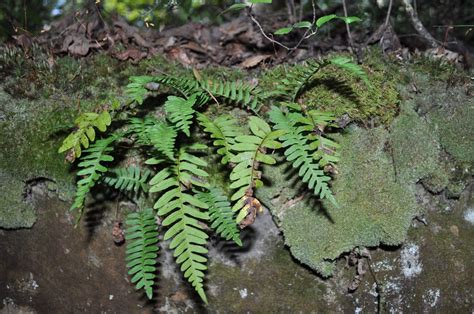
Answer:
[{"xmin": 59, "ymin": 56, "xmax": 367, "ymax": 303}]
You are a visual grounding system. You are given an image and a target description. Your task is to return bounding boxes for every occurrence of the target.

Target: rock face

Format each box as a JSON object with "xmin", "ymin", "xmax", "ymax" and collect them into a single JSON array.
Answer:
[{"xmin": 1, "ymin": 51, "xmax": 473, "ymax": 312}]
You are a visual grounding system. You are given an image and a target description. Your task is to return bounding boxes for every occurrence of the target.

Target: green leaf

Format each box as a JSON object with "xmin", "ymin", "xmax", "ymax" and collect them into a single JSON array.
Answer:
[
  {"xmin": 249, "ymin": 0, "xmax": 272, "ymax": 3},
  {"xmin": 293, "ymin": 21, "xmax": 312, "ymax": 29},
  {"xmin": 221, "ymin": 3, "xmax": 248, "ymax": 15},
  {"xmin": 274, "ymin": 27, "xmax": 293, "ymax": 35},
  {"xmin": 338, "ymin": 16, "xmax": 362, "ymax": 24},
  {"xmin": 316, "ymin": 14, "xmax": 337, "ymax": 28}
]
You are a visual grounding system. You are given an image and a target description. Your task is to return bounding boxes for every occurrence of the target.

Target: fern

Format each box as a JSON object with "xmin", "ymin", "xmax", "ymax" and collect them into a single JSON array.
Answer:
[
  {"xmin": 59, "ymin": 110, "xmax": 112, "ymax": 160},
  {"xmin": 152, "ymin": 75, "xmax": 210, "ymax": 106},
  {"xmin": 149, "ymin": 148, "xmax": 210, "ymax": 303},
  {"xmin": 164, "ymin": 94, "xmax": 197, "ymax": 136},
  {"xmin": 70, "ymin": 135, "xmax": 117, "ymax": 212},
  {"xmin": 127, "ymin": 118, "xmax": 177, "ymax": 161},
  {"xmin": 198, "ymin": 79, "xmax": 264, "ymax": 112},
  {"xmin": 126, "ymin": 76, "xmax": 156, "ymax": 105},
  {"xmin": 103, "ymin": 166, "xmax": 152, "ymax": 196},
  {"xmin": 328, "ymin": 56, "xmax": 369, "ymax": 85},
  {"xmin": 197, "ymin": 113, "xmax": 241, "ymax": 164},
  {"xmin": 229, "ymin": 117, "xmax": 283, "ymax": 222},
  {"xmin": 197, "ymin": 187, "xmax": 242, "ymax": 246},
  {"xmin": 269, "ymin": 107, "xmax": 336, "ymax": 204},
  {"xmin": 284, "ymin": 102, "xmax": 340, "ymax": 167},
  {"xmin": 125, "ymin": 208, "xmax": 159, "ymax": 300}
]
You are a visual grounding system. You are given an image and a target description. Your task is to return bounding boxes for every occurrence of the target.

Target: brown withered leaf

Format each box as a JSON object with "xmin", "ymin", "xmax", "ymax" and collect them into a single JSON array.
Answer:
[
  {"xmin": 239, "ymin": 54, "xmax": 271, "ymax": 68},
  {"xmin": 67, "ymin": 36, "xmax": 90, "ymax": 56},
  {"xmin": 114, "ymin": 48, "xmax": 147, "ymax": 62},
  {"xmin": 167, "ymin": 47, "xmax": 193, "ymax": 66}
]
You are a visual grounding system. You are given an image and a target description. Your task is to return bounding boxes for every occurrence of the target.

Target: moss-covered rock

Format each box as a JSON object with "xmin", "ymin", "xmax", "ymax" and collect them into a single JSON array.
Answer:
[
  {"xmin": 0, "ymin": 172, "xmax": 36, "ymax": 229},
  {"xmin": 258, "ymin": 126, "xmax": 422, "ymax": 276}
]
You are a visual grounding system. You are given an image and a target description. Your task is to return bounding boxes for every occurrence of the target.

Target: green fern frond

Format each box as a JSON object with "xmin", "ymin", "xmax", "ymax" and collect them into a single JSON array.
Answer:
[
  {"xmin": 269, "ymin": 107, "xmax": 336, "ymax": 205},
  {"xmin": 154, "ymin": 75, "xmax": 209, "ymax": 106},
  {"xmin": 71, "ymin": 135, "xmax": 117, "ymax": 212},
  {"xmin": 275, "ymin": 60, "xmax": 322, "ymax": 102},
  {"xmin": 125, "ymin": 208, "xmax": 159, "ymax": 300},
  {"xmin": 149, "ymin": 148, "xmax": 210, "ymax": 303},
  {"xmin": 164, "ymin": 94, "xmax": 197, "ymax": 136},
  {"xmin": 328, "ymin": 56, "xmax": 369, "ymax": 85},
  {"xmin": 197, "ymin": 113, "xmax": 241, "ymax": 164},
  {"xmin": 284, "ymin": 103, "xmax": 340, "ymax": 167},
  {"xmin": 127, "ymin": 118, "xmax": 177, "ymax": 161},
  {"xmin": 58, "ymin": 110, "xmax": 112, "ymax": 160},
  {"xmin": 198, "ymin": 79, "xmax": 264, "ymax": 112},
  {"xmin": 126, "ymin": 76, "xmax": 156, "ymax": 105},
  {"xmin": 229, "ymin": 116, "xmax": 283, "ymax": 222},
  {"xmin": 127, "ymin": 116, "xmax": 160, "ymax": 145},
  {"xmin": 197, "ymin": 187, "xmax": 242, "ymax": 246},
  {"xmin": 103, "ymin": 166, "xmax": 152, "ymax": 195}
]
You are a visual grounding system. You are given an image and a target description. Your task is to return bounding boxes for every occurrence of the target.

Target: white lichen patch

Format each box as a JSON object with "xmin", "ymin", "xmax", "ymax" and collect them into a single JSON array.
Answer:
[
  {"xmin": 400, "ymin": 243, "xmax": 423, "ymax": 278},
  {"xmin": 463, "ymin": 207, "xmax": 474, "ymax": 225},
  {"xmin": 422, "ymin": 288, "xmax": 441, "ymax": 308},
  {"xmin": 373, "ymin": 259, "xmax": 395, "ymax": 271}
]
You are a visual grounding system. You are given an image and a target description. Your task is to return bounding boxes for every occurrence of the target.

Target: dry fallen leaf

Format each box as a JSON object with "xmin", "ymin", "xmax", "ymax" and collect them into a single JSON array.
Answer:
[{"xmin": 239, "ymin": 54, "xmax": 271, "ymax": 68}]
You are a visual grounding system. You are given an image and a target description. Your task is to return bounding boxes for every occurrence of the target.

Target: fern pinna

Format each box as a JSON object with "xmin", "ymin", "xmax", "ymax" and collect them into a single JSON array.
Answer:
[{"xmin": 60, "ymin": 54, "xmax": 367, "ymax": 304}]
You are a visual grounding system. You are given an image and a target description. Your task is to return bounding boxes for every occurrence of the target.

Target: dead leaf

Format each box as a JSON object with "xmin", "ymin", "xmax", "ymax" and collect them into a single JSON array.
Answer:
[
  {"xmin": 239, "ymin": 54, "xmax": 271, "ymax": 68},
  {"xmin": 68, "ymin": 36, "xmax": 90, "ymax": 56},
  {"xmin": 167, "ymin": 47, "xmax": 193, "ymax": 66},
  {"xmin": 114, "ymin": 48, "xmax": 147, "ymax": 62}
]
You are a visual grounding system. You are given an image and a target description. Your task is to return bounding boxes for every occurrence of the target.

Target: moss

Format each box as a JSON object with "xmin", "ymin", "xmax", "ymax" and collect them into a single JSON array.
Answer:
[
  {"xmin": 258, "ymin": 127, "xmax": 421, "ymax": 277},
  {"xmin": 259, "ymin": 49, "xmax": 400, "ymax": 124},
  {"xmin": 390, "ymin": 103, "xmax": 442, "ymax": 184},
  {"xmin": 429, "ymin": 104, "xmax": 474, "ymax": 165},
  {"xmin": 0, "ymin": 172, "xmax": 36, "ymax": 229}
]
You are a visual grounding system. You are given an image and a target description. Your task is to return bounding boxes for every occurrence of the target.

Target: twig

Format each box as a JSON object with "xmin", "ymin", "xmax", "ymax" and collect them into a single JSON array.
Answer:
[
  {"xmin": 402, "ymin": 0, "xmax": 439, "ymax": 48},
  {"xmin": 384, "ymin": 0, "xmax": 393, "ymax": 26},
  {"xmin": 246, "ymin": 0, "xmax": 319, "ymax": 53},
  {"xmin": 342, "ymin": 0, "xmax": 354, "ymax": 50}
]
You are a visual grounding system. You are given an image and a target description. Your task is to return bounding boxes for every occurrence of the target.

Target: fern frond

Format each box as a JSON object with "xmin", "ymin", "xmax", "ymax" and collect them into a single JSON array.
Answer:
[
  {"xmin": 328, "ymin": 56, "xmax": 369, "ymax": 85},
  {"xmin": 275, "ymin": 60, "xmax": 322, "ymax": 102},
  {"xmin": 269, "ymin": 107, "xmax": 336, "ymax": 205},
  {"xmin": 126, "ymin": 76, "xmax": 156, "ymax": 105},
  {"xmin": 197, "ymin": 113, "xmax": 241, "ymax": 164},
  {"xmin": 125, "ymin": 208, "xmax": 158, "ymax": 300},
  {"xmin": 71, "ymin": 135, "xmax": 117, "ymax": 212},
  {"xmin": 199, "ymin": 79, "xmax": 264, "ymax": 112},
  {"xmin": 164, "ymin": 94, "xmax": 197, "ymax": 136},
  {"xmin": 197, "ymin": 187, "xmax": 242, "ymax": 246},
  {"xmin": 229, "ymin": 116, "xmax": 283, "ymax": 222},
  {"xmin": 153, "ymin": 75, "xmax": 209, "ymax": 106},
  {"xmin": 127, "ymin": 118, "xmax": 177, "ymax": 161},
  {"xmin": 58, "ymin": 110, "xmax": 112, "ymax": 160},
  {"xmin": 103, "ymin": 166, "xmax": 152, "ymax": 196},
  {"xmin": 127, "ymin": 116, "xmax": 160, "ymax": 145},
  {"xmin": 149, "ymin": 148, "xmax": 210, "ymax": 303}
]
